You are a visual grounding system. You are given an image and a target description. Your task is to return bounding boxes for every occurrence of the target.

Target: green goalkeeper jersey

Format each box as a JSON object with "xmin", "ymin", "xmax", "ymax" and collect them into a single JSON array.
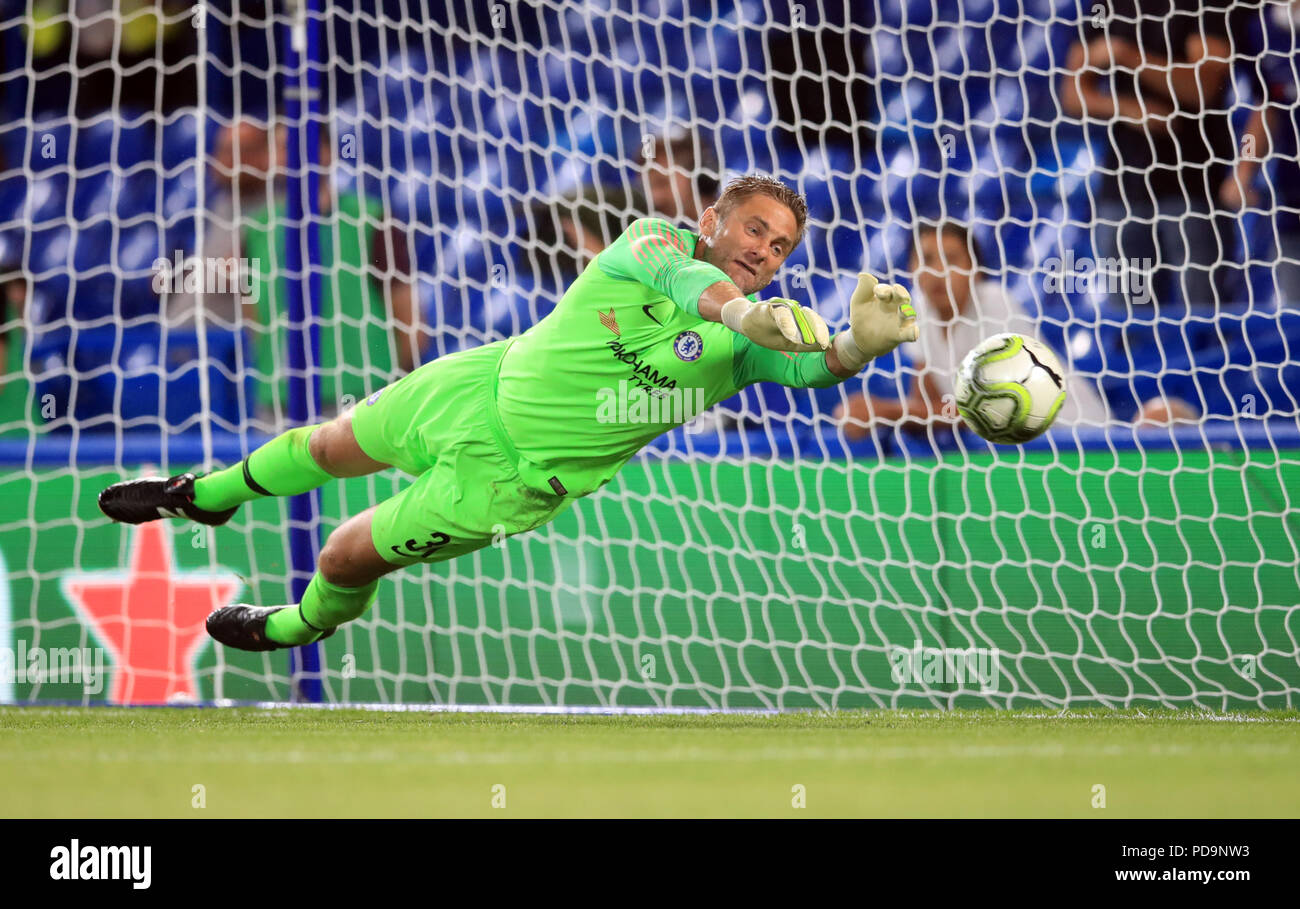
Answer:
[{"xmin": 494, "ymin": 217, "xmax": 846, "ymax": 496}]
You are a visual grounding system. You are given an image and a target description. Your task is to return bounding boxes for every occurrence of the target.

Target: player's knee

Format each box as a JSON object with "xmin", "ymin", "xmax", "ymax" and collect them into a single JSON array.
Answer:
[
  {"xmin": 309, "ymin": 415, "xmax": 386, "ymax": 479},
  {"xmin": 318, "ymin": 537, "xmax": 371, "ymax": 587},
  {"xmin": 308, "ymin": 421, "xmax": 346, "ymax": 476}
]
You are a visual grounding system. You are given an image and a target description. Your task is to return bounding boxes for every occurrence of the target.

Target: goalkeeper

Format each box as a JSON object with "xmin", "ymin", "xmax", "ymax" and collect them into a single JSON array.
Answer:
[{"xmin": 98, "ymin": 175, "xmax": 917, "ymax": 651}]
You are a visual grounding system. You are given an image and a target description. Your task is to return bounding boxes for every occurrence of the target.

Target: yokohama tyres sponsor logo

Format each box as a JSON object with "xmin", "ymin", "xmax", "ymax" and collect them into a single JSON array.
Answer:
[{"xmin": 605, "ymin": 339, "xmax": 680, "ymax": 393}]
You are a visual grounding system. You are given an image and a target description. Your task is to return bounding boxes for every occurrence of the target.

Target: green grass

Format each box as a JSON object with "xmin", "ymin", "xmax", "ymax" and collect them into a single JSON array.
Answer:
[{"xmin": 1, "ymin": 707, "xmax": 1298, "ymax": 818}]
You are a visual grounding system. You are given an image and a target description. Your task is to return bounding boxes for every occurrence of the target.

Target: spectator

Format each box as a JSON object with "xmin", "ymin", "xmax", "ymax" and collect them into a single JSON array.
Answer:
[
  {"xmin": 1221, "ymin": 2, "xmax": 1300, "ymax": 306},
  {"xmin": 165, "ymin": 120, "xmax": 279, "ymax": 328},
  {"xmin": 0, "ymin": 245, "xmax": 33, "ymax": 435},
  {"xmin": 27, "ymin": 0, "xmax": 198, "ymax": 118},
  {"xmin": 471, "ymin": 185, "xmax": 640, "ymax": 348},
  {"xmin": 766, "ymin": 2, "xmax": 873, "ymax": 152},
  {"xmin": 241, "ymin": 122, "xmax": 422, "ymax": 422},
  {"xmin": 641, "ymin": 129, "xmax": 719, "ymax": 226},
  {"xmin": 529, "ymin": 185, "xmax": 645, "ymax": 284},
  {"xmin": 1060, "ymin": 0, "xmax": 1242, "ymax": 311},
  {"xmin": 835, "ymin": 222, "xmax": 1113, "ymax": 438}
]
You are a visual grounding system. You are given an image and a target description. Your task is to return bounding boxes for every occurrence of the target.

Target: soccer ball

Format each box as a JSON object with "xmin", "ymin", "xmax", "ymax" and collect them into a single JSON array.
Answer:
[{"xmin": 954, "ymin": 333, "xmax": 1067, "ymax": 444}]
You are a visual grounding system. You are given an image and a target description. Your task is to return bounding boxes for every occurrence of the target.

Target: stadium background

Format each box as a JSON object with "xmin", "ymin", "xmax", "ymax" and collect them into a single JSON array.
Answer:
[{"xmin": 0, "ymin": 0, "xmax": 1297, "ymax": 710}]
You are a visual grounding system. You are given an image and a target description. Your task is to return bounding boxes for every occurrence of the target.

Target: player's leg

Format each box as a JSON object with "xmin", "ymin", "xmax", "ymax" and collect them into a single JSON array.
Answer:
[
  {"xmin": 203, "ymin": 342, "xmax": 576, "ymax": 650},
  {"xmin": 206, "ymin": 457, "xmax": 479, "ymax": 650},
  {"xmin": 191, "ymin": 411, "xmax": 387, "ymax": 507},
  {"xmin": 97, "ymin": 410, "xmax": 388, "ymax": 525},
  {"xmin": 207, "ymin": 505, "xmax": 398, "ymax": 650},
  {"xmin": 204, "ymin": 433, "xmax": 573, "ymax": 651}
]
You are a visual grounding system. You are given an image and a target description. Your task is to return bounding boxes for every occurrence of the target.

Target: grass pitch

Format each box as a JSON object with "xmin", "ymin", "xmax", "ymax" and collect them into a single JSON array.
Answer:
[{"xmin": 1, "ymin": 707, "xmax": 1297, "ymax": 818}]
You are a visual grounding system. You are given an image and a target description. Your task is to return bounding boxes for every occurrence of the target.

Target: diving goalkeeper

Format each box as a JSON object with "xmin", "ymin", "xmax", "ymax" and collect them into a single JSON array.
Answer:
[{"xmin": 98, "ymin": 175, "xmax": 917, "ymax": 651}]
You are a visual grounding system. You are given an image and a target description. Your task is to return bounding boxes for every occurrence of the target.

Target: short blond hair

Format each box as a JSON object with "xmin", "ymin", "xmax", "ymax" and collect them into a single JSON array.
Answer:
[{"xmin": 714, "ymin": 174, "xmax": 808, "ymax": 245}]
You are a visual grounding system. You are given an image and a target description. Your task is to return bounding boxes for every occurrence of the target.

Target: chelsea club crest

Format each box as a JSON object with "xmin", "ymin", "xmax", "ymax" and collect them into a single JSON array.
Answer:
[{"xmin": 673, "ymin": 330, "xmax": 703, "ymax": 362}]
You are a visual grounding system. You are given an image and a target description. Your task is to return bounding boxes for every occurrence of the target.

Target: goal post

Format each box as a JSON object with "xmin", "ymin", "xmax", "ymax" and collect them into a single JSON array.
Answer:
[
  {"xmin": 278, "ymin": 0, "xmax": 327, "ymax": 703},
  {"xmin": 0, "ymin": 1, "xmax": 1297, "ymax": 710}
]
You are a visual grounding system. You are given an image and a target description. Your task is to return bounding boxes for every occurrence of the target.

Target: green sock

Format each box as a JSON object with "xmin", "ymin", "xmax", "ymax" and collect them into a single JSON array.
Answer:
[
  {"xmin": 192, "ymin": 425, "xmax": 333, "ymax": 511},
  {"xmin": 264, "ymin": 573, "xmax": 379, "ymax": 646}
]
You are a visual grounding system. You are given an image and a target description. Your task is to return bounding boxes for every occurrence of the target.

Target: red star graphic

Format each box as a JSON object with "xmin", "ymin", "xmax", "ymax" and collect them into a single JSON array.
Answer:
[{"xmin": 62, "ymin": 522, "xmax": 241, "ymax": 704}]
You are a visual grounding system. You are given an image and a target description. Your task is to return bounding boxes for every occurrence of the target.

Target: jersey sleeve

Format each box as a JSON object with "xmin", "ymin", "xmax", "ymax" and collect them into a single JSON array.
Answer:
[
  {"xmin": 732, "ymin": 334, "xmax": 844, "ymax": 390},
  {"xmin": 596, "ymin": 218, "xmax": 733, "ymax": 317}
]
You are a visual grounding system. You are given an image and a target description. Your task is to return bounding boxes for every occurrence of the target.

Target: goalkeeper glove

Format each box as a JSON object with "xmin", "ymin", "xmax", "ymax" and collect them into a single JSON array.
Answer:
[
  {"xmin": 720, "ymin": 297, "xmax": 830, "ymax": 352},
  {"xmin": 831, "ymin": 273, "xmax": 918, "ymax": 373}
]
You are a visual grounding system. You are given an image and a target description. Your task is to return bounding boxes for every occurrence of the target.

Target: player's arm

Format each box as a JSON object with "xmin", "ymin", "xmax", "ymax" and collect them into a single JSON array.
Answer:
[
  {"xmin": 735, "ymin": 274, "xmax": 917, "ymax": 389},
  {"xmin": 735, "ymin": 339, "xmax": 906, "ymax": 390},
  {"xmin": 598, "ymin": 217, "xmax": 735, "ymax": 314},
  {"xmin": 599, "ymin": 217, "xmax": 829, "ymax": 352},
  {"xmin": 735, "ymin": 338, "xmax": 842, "ymax": 389}
]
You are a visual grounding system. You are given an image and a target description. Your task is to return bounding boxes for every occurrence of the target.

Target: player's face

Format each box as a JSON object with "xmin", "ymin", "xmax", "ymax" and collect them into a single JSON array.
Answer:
[
  {"xmin": 914, "ymin": 229, "xmax": 974, "ymax": 322},
  {"xmin": 697, "ymin": 196, "xmax": 799, "ymax": 295}
]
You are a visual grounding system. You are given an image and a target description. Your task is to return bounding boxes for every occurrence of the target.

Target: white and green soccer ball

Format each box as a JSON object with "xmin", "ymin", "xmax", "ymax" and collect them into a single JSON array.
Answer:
[{"xmin": 954, "ymin": 333, "xmax": 1067, "ymax": 444}]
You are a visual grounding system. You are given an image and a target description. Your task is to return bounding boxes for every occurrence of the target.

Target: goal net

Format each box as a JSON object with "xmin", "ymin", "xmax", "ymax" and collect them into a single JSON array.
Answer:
[{"xmin": 1, "ymin": 0, "xmax": 1297, "ymax": 710}]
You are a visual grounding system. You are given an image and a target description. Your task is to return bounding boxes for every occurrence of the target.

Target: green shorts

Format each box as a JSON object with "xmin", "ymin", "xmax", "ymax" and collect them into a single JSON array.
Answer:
[{"xmin": 350, "ymin": 340, "xmax": 575, "ymax": 566}]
